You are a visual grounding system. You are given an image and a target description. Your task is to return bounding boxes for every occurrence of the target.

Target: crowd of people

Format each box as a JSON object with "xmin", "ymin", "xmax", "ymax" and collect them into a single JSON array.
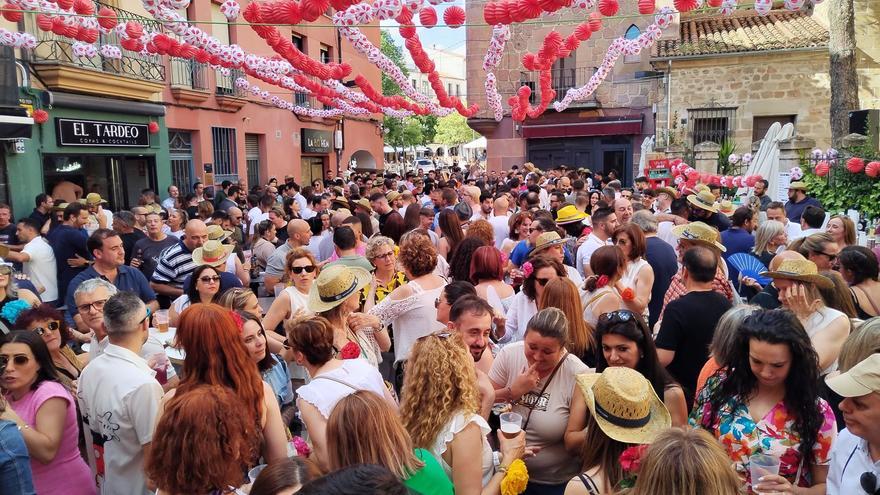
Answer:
[{"xmin": 0, "ymin": 164, "xmax": 879, "ymax": 495}]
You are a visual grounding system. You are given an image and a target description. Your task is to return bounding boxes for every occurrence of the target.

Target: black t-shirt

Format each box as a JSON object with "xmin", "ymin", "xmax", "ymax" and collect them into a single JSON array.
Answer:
[
  {"xmin": 655, "ymin": 290, "xmax": 732, "ymax": 407},
  {"xmin": 0, "ymin": 223, "xmax": 17, "ymax": 245},
  {"xmin": 121, "ymin": 230, "xmax": 147, "ymax": 265},
  {"xmin": 645, "ymin": 237, "xmax": 678, "ymax": 329},
  {"xmin": 131, "ymin": 235, "xmax": 179, "ymax": 280}
]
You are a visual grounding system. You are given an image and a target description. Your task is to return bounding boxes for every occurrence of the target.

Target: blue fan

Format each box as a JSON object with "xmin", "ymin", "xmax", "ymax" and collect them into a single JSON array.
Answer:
[{"xmin": 727, "ymin": 253, "xmax": 771, "ymax": 285}]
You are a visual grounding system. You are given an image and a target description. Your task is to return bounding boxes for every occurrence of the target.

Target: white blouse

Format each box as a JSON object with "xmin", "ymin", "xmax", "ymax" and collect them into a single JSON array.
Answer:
[
  {"xmin": 369, "ymin": 279, "xmax": 445, "ymax": 363},
  {"xmin": 500, "ymin": 290, "xmax": 537, "ymax": 346},
  {"xmin": 430, "ymin": 411, "xmax": 494, "ymax": 487}
]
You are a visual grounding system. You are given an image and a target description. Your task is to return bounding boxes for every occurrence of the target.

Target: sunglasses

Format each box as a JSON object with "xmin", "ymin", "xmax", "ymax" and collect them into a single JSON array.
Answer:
[
  {"xmin": 77, "ymin": 298, "xmax": 108, "ymax": 314},
  {"xmin": 860, "ymin": 472, "xmax": 879, "ymax": 494},
  {"xmin": 0, "ymin": 355, "xmax": 30, "ymax": 368},
  {"xmin": 199, "ymin": 275, "xmax": 221, "ymax": 283},
  {"xmin": 418, "ymin": 331, "xmax": 452, "ymax": 342},
  {"xmin": 0, "ymin": 266, "xmax": 11, "ymax": 275},
  {"xmin": 139, "ymin": 307, "xmax": 152, "ymax": 326},
  {"xmin": 535, "ymin": 277, "xmax": 552, "ymax": 287},
  {"xmin": 290, "ymin": 265, "xmax": 316, "ymax": 274},
  {"xmin": 815, "ymin": 251, "xmax": 838, "ymax": 261},
  {"xmin": 33, "ymin": 321, "xmax": 60, "ymax": 335},
  {"xmin": 528, "ymin": 227, "xmax": 543, "ymax": 233},
  {"xmin": 598, "ymin": 310, "xmax": 638, "ymax": 324}
]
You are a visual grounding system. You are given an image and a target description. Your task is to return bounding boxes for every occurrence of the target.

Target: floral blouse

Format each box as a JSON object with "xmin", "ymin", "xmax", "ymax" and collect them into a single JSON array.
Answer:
[
  {"xmin": 362, "ymin": 271, "xmax": 406, "ymax": 306},
  {"xmin": 689, "ymin": 375, "xmax": 836, "ymax": 492}
]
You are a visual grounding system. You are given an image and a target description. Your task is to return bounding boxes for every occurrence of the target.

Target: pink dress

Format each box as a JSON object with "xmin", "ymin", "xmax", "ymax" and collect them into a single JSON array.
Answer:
[{"xmin": 7, "ymin": 380, "xmax": 96, "ymax": 495}]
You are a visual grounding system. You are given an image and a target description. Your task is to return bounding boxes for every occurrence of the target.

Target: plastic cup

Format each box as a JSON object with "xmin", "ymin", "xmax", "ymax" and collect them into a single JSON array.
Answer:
[
  {"xmin": 499, "ymin": 412, "xmax": 522, "ymax": 438},
  {"xmin": 749, "ymin": 453, "xmax": 780, "ymax": 493},
  {"xmin": 154, "ymin": 309, "xmax": 169, "ymax": 333},
  {"xmin": 147, "ymin": 352, "xmax": 168, "ymax": 385}
]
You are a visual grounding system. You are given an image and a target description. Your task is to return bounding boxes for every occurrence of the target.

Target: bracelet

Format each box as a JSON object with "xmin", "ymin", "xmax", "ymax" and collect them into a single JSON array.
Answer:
[
  {"xmin": 16, "ymin": 423, "xmax": 29, "ymax": 432},
  {"xmin": 497, "ymin": 464, "xmax": 510, "ymax": 475}
]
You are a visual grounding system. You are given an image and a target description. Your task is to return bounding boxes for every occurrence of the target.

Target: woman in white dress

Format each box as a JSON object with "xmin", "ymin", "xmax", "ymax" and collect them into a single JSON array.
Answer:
[
  {"xmin": 263, "ymin": 247, "xmax": 319, "ymax": 342},
  {"xmin": 612, "ymin": 224, "xmax": 654, "ymax": 320},
  {"xmin": 401, "ymin": 332, "xmax": 525, "ymax": 495},
  {"xmin": 288, "ymin": 316, "xmax": 396, "ymax": 470}
]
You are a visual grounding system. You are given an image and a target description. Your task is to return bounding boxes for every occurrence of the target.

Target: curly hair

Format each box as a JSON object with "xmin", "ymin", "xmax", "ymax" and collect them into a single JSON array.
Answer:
[
  {"xmin": 176, "ymin": 304, "xmax": 265, "ymax": 433},
  {"xmin": 399, "ymin": 232, "xmax": 438, "ymax": 277},
  {"xmin": 400, "ymin": 332, "xmax": 480, "ymax": 449},
  {"xmin": 147, "ymin": 385, "xmax": 261, "ymax": 494},
  {"xmin": 521, "ymin": 255, "xmax": 566, "ymax": 301},
  {"xmin": 284, "ymin": 247, "xmax": 319, "ymax": 282},
  {"xmin": 465, "ymin": 219, "xmax": 495, "ymax": 246},
  {"xmin": 448, "ymin": 237, "xmax": 488, "ymax": 282},
  {"xmin": 285, "ymin": 316, "xmax": 336, "ymax": 366},
  {"xmin": 699, "ymin": 309, "xmax": 823, "ymax": 467},
  {"xmin": 16, "ymin": 304, "xmax": 73, "ymax": 342}
]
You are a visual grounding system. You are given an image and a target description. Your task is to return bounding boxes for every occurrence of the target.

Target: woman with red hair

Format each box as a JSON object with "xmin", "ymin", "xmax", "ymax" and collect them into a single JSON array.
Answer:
[
  {"xmin": 147, "ymin": 384, "xmax": 260, "ymax": 494},
  {"xmin": 162, "ymin": 303, "xmax": 287, "ymax": 463}
]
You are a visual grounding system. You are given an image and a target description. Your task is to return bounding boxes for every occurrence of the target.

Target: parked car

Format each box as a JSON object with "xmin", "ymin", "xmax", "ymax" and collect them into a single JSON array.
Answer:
[{"xmin": 413, "ymin": 158, "xmax": 434, "ymax": 172}]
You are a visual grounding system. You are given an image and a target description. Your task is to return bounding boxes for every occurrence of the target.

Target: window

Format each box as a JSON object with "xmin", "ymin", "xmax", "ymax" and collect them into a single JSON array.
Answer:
[
  {"xmin": 211, "ymin": 4, "xmax": 232, "ymax": 93},
  {"xmin": 291, "ymin": 34, "xmax": 304, "ymax": 51},
  {"xmin": 552, "ymin": 53, "xmax": 576, "ymax": 93},
  {"xmin": 291, "ymin": 34, "xmax": 308, "ymax": 106},
  {"xmin": 211, "ymin": 127, "xmax": 238, "ymax": 177},
  {"xmin": 448, "ymin": 82, "xmax": 453, "ymax": 96},
  {"xmin": 455, "ymin": 84, "xmax": 460, "ymax": 97},
  {"xmin": 753, "ymin": 115, "xmax": 797, "ymax": 142},
  {"xmin": 245, "ymin": 134, "xmax": 261, "ymax": 188},
  {"xmin": 411, "ymin": 78, "xmax": 417, "ymax": 88},
  {"xmin": 624, "ymin": 25, "xmax": 641, "ymax": 63},
  {"xmin": 689, "ymin": 107, "xmax": 737, "ymax": 146},
  {"xmin": 169, "ymin": 130, "xmax": 194, "ymax": 194},
  {"xmin": 320, "ymin": 45, "xmax": 331, "ymax": 64}
]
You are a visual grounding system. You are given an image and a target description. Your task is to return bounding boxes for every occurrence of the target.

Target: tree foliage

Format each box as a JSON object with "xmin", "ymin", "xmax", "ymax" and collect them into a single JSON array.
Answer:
[
  {"xmin": 380, "ymin": 31, "xmax": 408, "ymax": 97},
  {"xmin": 434, "ymin": 113, "xmax": 474, "ymax": 146}
]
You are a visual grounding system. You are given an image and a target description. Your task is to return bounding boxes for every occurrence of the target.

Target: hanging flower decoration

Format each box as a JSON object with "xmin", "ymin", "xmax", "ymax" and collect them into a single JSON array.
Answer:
[
  {"xmin": 789, "ymin": 166, "xmax": 804, "ymax": 181},
  {"xmin": 32, "ymin": 109, "xmax": 49, "ymax": 124},
  {"xmin": 148, "ymin": 121, "xmax": 160, "ymax": 134},
  {"xmin": 219, "ymin": 0, "xmax": 240, "ymax": 20},
  {"xmin": 500, "ymin": 459, "xmax": 528, "ymax": 495}
]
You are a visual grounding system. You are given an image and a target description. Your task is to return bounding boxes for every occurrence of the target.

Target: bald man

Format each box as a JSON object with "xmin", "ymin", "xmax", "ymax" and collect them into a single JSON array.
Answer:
[
  {"xmin": 263, "ymin": 219, "xmax": 313, "ymax": 293},
  {"xmin": 488, "ymin": 196, "xmax": 511, "ymax": 250},
  {"xmin": 151, "ymin": 219, "xmax": 209, "ymax": 297}
]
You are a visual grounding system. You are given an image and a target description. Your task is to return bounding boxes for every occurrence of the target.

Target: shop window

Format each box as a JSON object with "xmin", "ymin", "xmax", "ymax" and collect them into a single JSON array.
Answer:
[
  {"xmin": 211, "ymin": 127, "xmax": 238, "ymax": 178},
  {"xmin": 753, "ymin": 115, "xmax": 797, "ymax": 142},
  {"xmin": 169, "ymin": 130, "xmax": 194, "ymax": 194},
  {"xmin": 245, "ymin": 134, "xmax": 262, "ymax": 188}
]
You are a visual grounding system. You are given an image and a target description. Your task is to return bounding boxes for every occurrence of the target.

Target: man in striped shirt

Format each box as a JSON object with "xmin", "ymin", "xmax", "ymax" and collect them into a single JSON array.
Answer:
[{"xmin": 150, "ymin": 219, "xmax": 209, "ymax": 299}]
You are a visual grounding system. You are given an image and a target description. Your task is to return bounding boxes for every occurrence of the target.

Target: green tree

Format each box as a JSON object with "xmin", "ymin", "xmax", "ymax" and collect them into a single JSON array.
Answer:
[
  {"xmin": 380, "ymin": 30, "xmax": 409, "ymax": 97},
  {"xmin": 434, "ymin": 113, "xmax": 474, "ymax": 147},
  {"xmin": 416, "ymin": 115, "xmax": 438, "ymax": 143}
]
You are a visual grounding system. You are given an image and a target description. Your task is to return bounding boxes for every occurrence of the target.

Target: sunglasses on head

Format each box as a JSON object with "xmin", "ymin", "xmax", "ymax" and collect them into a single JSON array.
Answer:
[
  {"xmin": 33, "ymin": 321, "xmax": 60, "ymax": 336},
  {"xmin": 0, "ymin": 355, "xmax": 30, "ymax": 368},
  {"xmin": 418, "ymin": 331, "xmax": 452, "ymax": 342},
  {"xmin": 599, "ymin": 310, "xmax": 638, "ymax": 324},
  {"xmin": 290, "ymin": 265, "xmax": 316, "ymax": 274},
  {"xmin": 199, "ymin": 275, "xmax": 221, "ymax": 283},
  {"xmin": 139, "ymin": 307, "xmax": 152, "ymax": 326}
]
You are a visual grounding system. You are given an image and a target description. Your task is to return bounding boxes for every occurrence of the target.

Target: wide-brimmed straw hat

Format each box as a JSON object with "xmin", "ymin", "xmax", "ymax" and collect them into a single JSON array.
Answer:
[
  {"xmin": 85, "ymin": 192, "xmax": 108, "ymax": 206},
  {"xmin": 788, "ymin": 181, "xmax": 808, "ymax": 191},
  {"xmin": 576, "ymin": 367, "xmax": 671, "ymax": 444},
  {"xmin": 655, "ymin": 186, "xmax": 678, "ymax": 199},
  {"xmin": 672, "ymin": 221, "xmax": 726, "ymax": 252},
  {"xmin": 555, "ymin": 205, "xmax": 587, "ymax": 225},
  {"xmin": 206, "ymin": 224, "xmax": 232, "ymax": 242},
  {"xmin": 531, "ymin": 232, "xmax": 566, "ymax": 255},
  {"xmin": 759, "ymin": 258, "xmax": 833, "ymax": 289},
  {"xmin": 354, "ymin": 198, "xmax": 373, "ymax": 213},
  {"xmin": 191, "ymin": 240, "xmax": 233, "ymax": 268},
  {"xmin": 308, "ymin": 264, "xmax": 372, "ymax": 313},
  {"xmin": 718, "ymin": 200, "xmax": 736, "ymax": 216},
  {"xmin": 386, "ymin": 191, "xmax": 401, "ymax": 203},
  {"xmin": 687, "ymin": 190, "xmax": 719, "ymax": 213}
]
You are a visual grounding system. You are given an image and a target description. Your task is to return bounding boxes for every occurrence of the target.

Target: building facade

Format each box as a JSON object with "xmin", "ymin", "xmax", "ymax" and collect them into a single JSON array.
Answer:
[{"xmin": 1, "ymin": 0, "xmax": 384, "ymax": 216}]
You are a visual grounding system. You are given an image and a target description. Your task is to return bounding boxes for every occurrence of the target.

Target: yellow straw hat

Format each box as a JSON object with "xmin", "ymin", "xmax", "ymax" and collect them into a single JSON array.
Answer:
[
  {"xmin": 671, "ymin": 221, "xmax": 726, "ymax": 252},
  {"xmin": 759, "ymin": 258, "xmax": 833, "ymax": 289},
  {"xmin": 718, "ymin": 200, "xmax": 736, "ymax": 217},
  {"xmin": 555, "ymin": 205, "xmax": 588, "ymax": 225},
  {"xmin": 191, "ymin": 240, "xmax": 233, "ymax": 268},
  {"xmin": 686, "ymin": 190, "xmax": 719, "ymax": 213},
  {"xmin": 307, "ymin": 264, "xmax": 372, "ymax": 313},
  {"xmin": 85, "ymin": 192, "xmax": 108, "ymax": 206},
  {"xmin": 206, "ymin": 224, "xmax": 233, "ymax": 242},
  {"xmin": 576, "ymin": 367, "xmax": 671, "ymax": 444}
]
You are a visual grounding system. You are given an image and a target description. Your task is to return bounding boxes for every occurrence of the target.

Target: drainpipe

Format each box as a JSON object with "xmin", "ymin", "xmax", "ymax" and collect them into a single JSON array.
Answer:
[
  {"xmin": 15, "ymin": 61, "xmax": 29, "ymax": 88},
  {"xmin": 666, "ymin": 59, "xmax": 672, "ymax": 145}
]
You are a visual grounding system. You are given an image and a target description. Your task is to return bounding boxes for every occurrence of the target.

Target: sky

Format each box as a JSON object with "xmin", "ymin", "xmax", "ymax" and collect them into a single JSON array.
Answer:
[{"xmin": 379, "ymin": 0, "xmax": 468, "ymax": 56}]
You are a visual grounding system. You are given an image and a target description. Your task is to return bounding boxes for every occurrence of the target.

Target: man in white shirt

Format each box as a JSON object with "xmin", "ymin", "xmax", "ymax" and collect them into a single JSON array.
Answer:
[
  {"xmin": 488, "ymin": 196, "xmax": 511, "ymax": 250},
  {"xmin": 576, "ymin": 206, "xmax": 617, "ymax": 276},
  {"xmin": 161, "ymin": 185, "xmax": 178, "ymax": 211},
  {"xmin": 77, "ymin": 290, "xmax": 164, "ymax": 495},
  {"xmin": 798, "ymin": 205, "xmax": 826, "ymax": 239},
  {"xmin": 766, "ymin": 201, "xmax": 802, "ymax": 242},
  {"xmin": 825, "ymin": 353, "xmax": 880, "ymax": 495},
  {"xmin": 1, "ymin": 218, "xmax": 57, "ymax": 304},
  {"xmin": 248, "ymin": 193, "xmax": 273, "ymax": 236}
]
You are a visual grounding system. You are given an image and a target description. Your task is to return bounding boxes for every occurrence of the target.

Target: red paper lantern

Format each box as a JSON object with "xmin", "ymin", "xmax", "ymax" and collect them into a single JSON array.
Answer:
[
  {"xmin": 36, "ymin": 14, "xmax": 52, "ymax": 31},
  {"xmin": 125, "ymin": 21, "xmax": 143, "ymax": 40},
  {"xmin": 588, "ymin": 12, "xmax": 602, "ymax": 32},
  {"xmin": 443, "ymin": 5, "xmax": 465, "ymax": 28},
  {"xmin": 32, "ymin": 109, "xmax": 49, "ymax": 124},
  {"xmin": 395, "ymin": 7, "xmax": 412, "ymax": 24},
  {"xmin": 574, "ymin": 22, "xmax": 592, "ymax": 41},
  {"xmin": 419, "ymin": 6, "xmax": 437, "ymax": 27},
  {"xmin": 637, "ymin": 0, "xmax": 654, "ymax": 14},
  {"xmin": 866, "ymin": 161, "xmax": 880, "ymax": 178},
  {"xmin": 674, "ymin": 0, "xmax": 699, "ymax": 12},
  {"xmin": 97, "ymin": 7, "xmax": 117, "ymax": 30},
  {"xmin": 1, "ymin": 4, "xmax": 23, "ymax": 22},
  {"xmin": 846, "ymin": 157, "xmax": 865, "ymax": 174},
  {"xmin": 814, "ymin": 160, "xmax": 830, "ymax": 177},
  {"xmin": 148, "ymin": 122, "xmax": 159, "ymax": 134},
  {"xmin": 399, "ymin": 24, "xmax": 416, "ymax": 38},
  {"xmin": 706, "ymin": 0, "xmax": 722, "ymax": 5},
  {"xmin": 56, "ymin": 0, "xmax": 73, "ymax": 9},
  {"xmin": 73, "ymin": 0, "xmax": 95, "ymax": 15},
  {"xmin": 598, "ymin": 0, "xmax": 618, "ymax": 16}
]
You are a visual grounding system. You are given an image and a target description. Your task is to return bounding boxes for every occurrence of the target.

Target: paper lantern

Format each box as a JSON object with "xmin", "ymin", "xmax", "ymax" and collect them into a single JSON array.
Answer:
[
  {"xmin": 443, "ymin": 5, "xmax": 465, "ymax": 28},
  {"xmin": 125, "ymin": 21, "xmax": 143, "ymax": 39},
  {"xmin": 598, "ymin": 0, "xmax": 618, "ymax": 16},
  {"xmin": 637, "ymin": 0, "xmax": 655, "ymax": 14},
  {"xmin": 574, "ymin": 22, "xmax": 592, "ymax": 41},
  {"xmin": 814, "ymin": 160, "xmax": 830, "ymax": 177},
  {"xmin": 1, "ymin": 4, "xmax": 22, "ymax": 22},
  {"xmin": 36, "ymin": 14, "xmax": 52, "ymax": 31},
  {"xmin": 56, "ymin": 0, "xmax": 73, "ymax": 9},
  {"xmin": 419, "ymin": 5, "xmax": 437, "ymax": 27},
  {"xmin": 32, "ymin": 109, "xmax": 49, "ymax": 124},
  {"xmin": 73, "ymin": 0, "xmax": 95, "ymax": 15},
  {"xmin": 846, "ymin": 157, "xmax": 865, "ymax": 174},
  {"xmin": 399, "ymin": 24, "xmax": 416, "ymax": 38},
  {"xmin": 588, "ymin": 12, "xmax": 602, "ymax": 31},
  {"xmin": 673, "ymin": 0, "xmax": 699, "ymax": 12},
  {"xmin": 707, "ymin": 0, "xmax": 722, "ymax": 5},
  {"xmin": 866, "ymin": 161, "xmax": 880, "ymax": 178}
]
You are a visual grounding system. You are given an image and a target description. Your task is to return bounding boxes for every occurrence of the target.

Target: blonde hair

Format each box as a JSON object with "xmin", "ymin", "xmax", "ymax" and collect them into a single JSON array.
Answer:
[
  {"xmin": 326, "ymin": 391, "xmax": 423, "ymax": 479},
  {"xmin": 400, "ymin": 332, "xmax": 480, "ymax": 449},
  {"xmin": 216, "ymin": 287, "xmax": 256, "ymax": 311},
  {"xmin": 617, "ymin": 429, "xmax": 742, "ymax": 495},
  {"xmin": 539, "ymin": 277, "xmax": 595, "ymax": 358},
  {"xmin": 839, "ymin": 318, "xmax": 880, "ymax": 372},
  {"xmin": 754, "ymin": 220, "xmax": 785, "ymax": 255}
]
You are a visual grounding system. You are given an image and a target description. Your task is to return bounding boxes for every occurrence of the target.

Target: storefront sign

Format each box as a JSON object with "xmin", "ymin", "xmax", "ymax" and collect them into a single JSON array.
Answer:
[
  {"xmin": 301, "ymin": 129, "xmax": 332, "ymax": 154},
  {"xmin": 56, "ymin": 118, "xmax": 150, "ymax": 147}
]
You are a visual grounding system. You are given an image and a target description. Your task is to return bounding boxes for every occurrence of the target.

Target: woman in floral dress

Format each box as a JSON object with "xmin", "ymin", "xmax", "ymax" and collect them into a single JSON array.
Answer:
[{"xmin": 690, "ymin": 309, "xmax": 836, "ymax": 494}]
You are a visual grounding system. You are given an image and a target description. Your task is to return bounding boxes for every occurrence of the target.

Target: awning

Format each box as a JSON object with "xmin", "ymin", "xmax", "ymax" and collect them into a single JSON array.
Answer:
[
  {"xmin": 0, "ymin": 107, "xmax": 33, "ymax": 140},
  {"xmin": 383, "ymin": 146, "xmax": 396, "ymax": 153},
  {"xmin": 463, "ymin": 136, "xmax": 486, "ymax": 149},
  {"xmin": 522, "ymin": 115, "xmax": 643, "ymax": 139}
]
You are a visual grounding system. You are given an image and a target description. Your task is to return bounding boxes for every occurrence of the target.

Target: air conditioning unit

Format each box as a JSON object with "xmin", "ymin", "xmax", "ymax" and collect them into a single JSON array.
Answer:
[{"xmin": 849, "ymin": 109, "xmax": 880, "ymax": 151}]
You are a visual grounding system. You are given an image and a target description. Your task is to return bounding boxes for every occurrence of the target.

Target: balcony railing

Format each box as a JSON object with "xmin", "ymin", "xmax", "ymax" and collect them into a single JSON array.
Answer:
[
  {"xmin": 216, "ymin": 69, "xmax": 246, "ymax": 97},
  {"xmin": 519, "ymin": 66, "xmax": 597, "ymax": 106},
  {"xmin": 170, "ymin": 59, "xmax": 208, "ymax": 90},
  {"xmin": 25, "ymin": 1, "xmax": 165, "ymax": 82}
]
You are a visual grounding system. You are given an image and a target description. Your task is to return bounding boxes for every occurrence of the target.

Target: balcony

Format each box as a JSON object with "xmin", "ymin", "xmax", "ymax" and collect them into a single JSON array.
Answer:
[
  {"xmin": 215, "ymin": 68, "xmax": 247, "ymax": 111},
  {"xmin": 25, "ymin": 1, "xmax": 165, "ymax": 101},
  {"xmin": 519, "ymin": 66, "xmax": 598, "ymax": 109},
  {"xmin": 169, "ymin": 59, "xmax": 210, "ymax": 104}
]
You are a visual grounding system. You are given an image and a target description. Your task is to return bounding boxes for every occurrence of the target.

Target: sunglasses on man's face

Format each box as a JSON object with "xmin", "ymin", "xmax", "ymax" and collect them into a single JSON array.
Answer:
[
  {"xmin": 290, "ymin": 265, "xmax": 316, "ymax": 274},
  {"xmin": 33, "ymin": 321, "xmax": 60, "ymax": 336}
]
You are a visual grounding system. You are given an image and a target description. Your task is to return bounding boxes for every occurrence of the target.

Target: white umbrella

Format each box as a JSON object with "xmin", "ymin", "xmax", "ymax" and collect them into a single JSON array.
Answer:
[
  {"xmin": 736, "ymin": 122, "xmax": 794, "ymax": 200},
  {"xmin": 638, "ymin": 136, "xmax": 655, "ymax": 175}
]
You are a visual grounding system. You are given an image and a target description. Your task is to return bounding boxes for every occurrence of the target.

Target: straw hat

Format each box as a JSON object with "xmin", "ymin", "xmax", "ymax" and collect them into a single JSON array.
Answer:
[
  {"xmin": 718, "ymin": 200, "xmax": 736, "ymax": 216},
  {"xmin": 686, "ymin": 190, "xmax": 719, "ymax": 213},
  {"xmin": 531, "ymin": 231, "xmax": 566, "ymax": 255},
  {"xmin": 655, "ymin": 186, "xmax": 678, "ymax": 199},
  {"xmin": 333, "ymin": 186, "xmax": 345, "ymax": 196},
  {"xmin": 53, "ymin": 202, "xmax": 69, "ymax": 211},
  {"xmin": 759, "ymin": 258, "xmax": 833, "ymax": 289},
  {"xmin": 788, "ymin": 181, "xmax": 808, "ymax": 191},
  {"xmin": 386, "ymin": 190, "xmax": 401, "ymax": 203},
  {"xmin": 555, "ymin": 205, "xmax": 588, "ymax": 225},
  {"xmin": 191, "ymin": 240, "xmax": 233, "ymax": 268},
  {"xmin": 206, "ymin": 224, "xmax": 233, "ymax": 242},
  {"xmin": 331, "ymin": 199, "xmax": 350, "ymax": 211},
  {"xmin": 145, "ymin": 203, "xmax": 164, "ymax": 215},
  {"xmin": 671, "ymin": 221, "xmax": 726, "ymax": 252},
  {"xmin": 85, "ymin": 193, "xmax": 108, "ymax": 206},
  {"xmin": 354, "ymin": 198, "xmax": 373, "ymax": 213},
  {"xmin": 308, "ymin": 264, "xmax": 372, "ymax": 313},
  {"xmin": 576, "ymin": 367, "xmax": 671, "ymax": 444}
]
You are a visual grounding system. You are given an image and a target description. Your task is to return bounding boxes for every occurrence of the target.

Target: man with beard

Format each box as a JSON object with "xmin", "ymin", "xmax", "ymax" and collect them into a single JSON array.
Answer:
[{"xmin": 445, "ymin": 295, "xmax": 498, "ymax": 418}]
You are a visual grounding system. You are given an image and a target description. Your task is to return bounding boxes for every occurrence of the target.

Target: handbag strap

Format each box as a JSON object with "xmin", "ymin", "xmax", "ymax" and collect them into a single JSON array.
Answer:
[
  {"xmin": 853, "ymin": 285, "xmax": 880, "ymax": 315},
  {"xmin": 522, "ymin": 352, "xmax": 568, "ymax": 431},
  {"xmin": 312, "ymin": 374, "xmax": 361, "ymax": 391}
]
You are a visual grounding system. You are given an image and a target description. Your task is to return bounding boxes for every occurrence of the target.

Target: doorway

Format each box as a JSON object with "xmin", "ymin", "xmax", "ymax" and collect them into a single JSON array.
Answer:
[
  {"xmin": 43, "ymin": 154, "xmax": 157, "ymax": 211},
  {"xmin": 301, "ymin": 156, "xmax": 325, "ymax": 185}
]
